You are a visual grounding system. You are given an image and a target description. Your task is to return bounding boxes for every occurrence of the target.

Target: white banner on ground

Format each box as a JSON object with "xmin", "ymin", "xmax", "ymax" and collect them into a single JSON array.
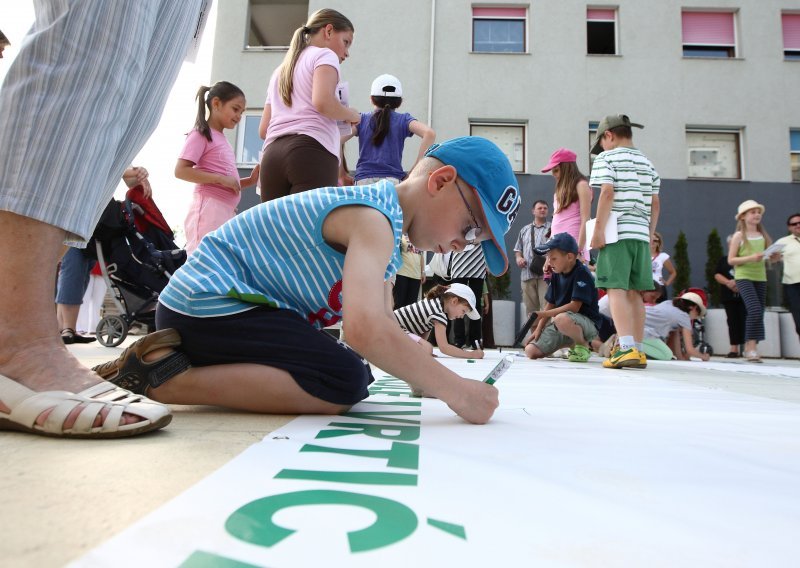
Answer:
[{"xmin": 74, "ymin": 354, "xmax": 800, "ymax": 567}]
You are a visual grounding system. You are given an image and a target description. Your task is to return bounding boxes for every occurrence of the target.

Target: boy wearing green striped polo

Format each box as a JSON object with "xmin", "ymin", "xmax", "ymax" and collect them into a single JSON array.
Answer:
[{"xmin": 589, "ymin": 114, "xmax": 660, "ymax": 369}]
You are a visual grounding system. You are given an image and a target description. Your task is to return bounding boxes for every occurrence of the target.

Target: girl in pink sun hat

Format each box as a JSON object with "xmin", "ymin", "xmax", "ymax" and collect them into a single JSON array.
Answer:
[{"xmin": 541, "ymin": 148, "xmax": 592, "ymax": 261}]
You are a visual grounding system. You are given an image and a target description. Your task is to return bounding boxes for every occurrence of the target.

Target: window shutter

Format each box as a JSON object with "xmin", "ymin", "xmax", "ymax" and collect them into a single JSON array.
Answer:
[
  {"xmin": 783, "ymin": 13, "xmax": 800, "ymax": 50},
  {"xmin": 682, "ymin": 12, "xmax": 735, "ymax": 45}
]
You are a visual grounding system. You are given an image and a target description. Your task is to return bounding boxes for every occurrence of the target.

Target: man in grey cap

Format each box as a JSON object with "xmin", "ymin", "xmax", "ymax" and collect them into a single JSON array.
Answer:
[{"xmin": 589, "ymin": 114, "xmax": 660, "ymax": 369}]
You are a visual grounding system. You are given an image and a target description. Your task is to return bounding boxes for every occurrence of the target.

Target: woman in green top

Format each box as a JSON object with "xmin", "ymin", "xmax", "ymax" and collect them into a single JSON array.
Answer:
[{"xmin": 727, "ymin": 200, "xmax": 779, "ymax": 362}]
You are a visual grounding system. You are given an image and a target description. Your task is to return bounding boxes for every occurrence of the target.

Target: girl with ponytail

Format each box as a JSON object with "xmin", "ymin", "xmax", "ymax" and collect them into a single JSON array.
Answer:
[
  {"xmin": 176, "ymin": 81, "xmax": 259, "ymax": 253},
  {"xmin": 258, "ymin": 8, "xmax": 360, "ymax": 202},
  {"xmin": 353, "ymin": 74, "xmax": 435, "ymax": 185}
]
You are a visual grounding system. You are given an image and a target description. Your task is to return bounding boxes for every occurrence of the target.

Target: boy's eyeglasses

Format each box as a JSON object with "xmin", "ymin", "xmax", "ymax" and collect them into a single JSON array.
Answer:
[{"xmin": 454, "ymin": 179, "xmax": 483, "ymax": 244}]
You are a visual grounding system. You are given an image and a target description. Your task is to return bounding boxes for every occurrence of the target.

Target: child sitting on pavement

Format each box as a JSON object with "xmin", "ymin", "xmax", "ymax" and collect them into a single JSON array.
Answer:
[
  {"xmin": 523, "ymin": 232, "xmax": 601, "ymax": 362},
  {"xmin": 394, "ymin": 283, "xmax": 485, "ymax": 359},
  {"xmin": 93, "ymin": 136, "xmax": 520, "ymax": 425}
]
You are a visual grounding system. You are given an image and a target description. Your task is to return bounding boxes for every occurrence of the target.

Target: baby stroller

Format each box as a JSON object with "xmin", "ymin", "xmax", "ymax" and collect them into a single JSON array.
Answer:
[
  {"xmin": 85, "ymin": 186, "xmax": 186, "ymax": 347},
  {"xmin": 679, "ymin": 287, "xmax": 713, "ymax": 356}
]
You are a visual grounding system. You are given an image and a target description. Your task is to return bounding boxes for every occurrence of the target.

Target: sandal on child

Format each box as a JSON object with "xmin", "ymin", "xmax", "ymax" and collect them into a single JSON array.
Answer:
[
  {"xmin": 61, "ymin": 328, "xmax": 96, "ymax": 344},
  {"xmin": 0, "ymin": 374, "xmax": 172, "ymax": 438},
  {"xmin": 745, "ymin": 351, "xmax": 763, "ymax": 363},
  {"xmin": 567, "ymin": 344, "xmax": 592, "ymax": 362},
  {"xmin": 92, "ymin": 329, "xmax": 191, "ymax": 394}
]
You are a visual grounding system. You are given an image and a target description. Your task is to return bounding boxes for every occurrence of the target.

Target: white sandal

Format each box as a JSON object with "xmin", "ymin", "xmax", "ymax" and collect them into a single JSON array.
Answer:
[
  {"xmin": 0, "ymin": 374, "xmax": 172, "ymax": 438},
  {"xmin": 745, "ymin": 351, "xmax": 763, "ymax": 363}
]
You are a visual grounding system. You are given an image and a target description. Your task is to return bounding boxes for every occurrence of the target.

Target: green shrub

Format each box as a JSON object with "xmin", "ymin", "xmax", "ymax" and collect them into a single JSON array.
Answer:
[
  {"xmin": 672, "ymin": 231, "xmax": 690, "ymax": 293},
  {"xmin": 705, "ymin": 228, "xmax": 723, "ymax": 307}
]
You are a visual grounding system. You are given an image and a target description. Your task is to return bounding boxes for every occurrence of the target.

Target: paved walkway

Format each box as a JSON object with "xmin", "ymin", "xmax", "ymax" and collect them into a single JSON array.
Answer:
[{"xmin": 1, "ymin": 341, "xmax": 798, "ymax": 567}]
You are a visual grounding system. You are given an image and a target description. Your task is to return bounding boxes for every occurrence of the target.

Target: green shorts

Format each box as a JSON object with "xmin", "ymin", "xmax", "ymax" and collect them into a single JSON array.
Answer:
[
  {"xmin": 595, "ymin": 239, "xmax": 654, "ymax": 291},
  {"xmin": 533, "ymin": 312, "xmax": 599, "ymax": 355}
]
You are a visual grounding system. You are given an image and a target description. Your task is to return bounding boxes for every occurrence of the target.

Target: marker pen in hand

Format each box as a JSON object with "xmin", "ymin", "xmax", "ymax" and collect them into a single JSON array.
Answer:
[{"xmin": 483, "ymin": 355, "xmax": 515, "ymax": 385}]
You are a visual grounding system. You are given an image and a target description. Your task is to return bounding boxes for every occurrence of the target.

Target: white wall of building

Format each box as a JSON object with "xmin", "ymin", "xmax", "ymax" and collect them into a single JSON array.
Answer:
[{"xmin": 211, "ymin": 0, "xmax": 800, "ymax": 183}]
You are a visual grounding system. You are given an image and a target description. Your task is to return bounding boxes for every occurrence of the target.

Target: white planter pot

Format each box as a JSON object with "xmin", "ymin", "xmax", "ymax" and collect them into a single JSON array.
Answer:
[
  {"xmin": 780, "ymin": 312, "xmax": 800, "ymax": 358},
  {"xmin": 704, "ymin": 309, "xmax": 731, "ymax": 356},
  {"xmin": 493, "ymin": 300, "xmax": 516, "ymax": 346}
]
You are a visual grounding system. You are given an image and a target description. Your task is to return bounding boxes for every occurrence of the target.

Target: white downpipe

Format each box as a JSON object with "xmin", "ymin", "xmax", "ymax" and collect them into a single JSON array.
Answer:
[{"xmin": 427, "ymin": 0, "xmax": 436, "ymax": 127}]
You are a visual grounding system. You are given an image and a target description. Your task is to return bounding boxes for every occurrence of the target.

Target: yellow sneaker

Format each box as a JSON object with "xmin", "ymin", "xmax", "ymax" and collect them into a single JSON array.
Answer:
[
  {"xmin": 602, "ymin": 347, "xmax": 643, "ymax": 369},
  {"xmin": 636, "ymin": 350, "xmax": 647, "ymax": 369}
]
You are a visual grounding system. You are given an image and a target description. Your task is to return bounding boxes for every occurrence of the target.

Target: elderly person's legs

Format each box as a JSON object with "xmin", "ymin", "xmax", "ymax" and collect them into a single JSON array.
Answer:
[{"xmin": 0, "ymin": 0, "xmax": 202, "ymax": 437}]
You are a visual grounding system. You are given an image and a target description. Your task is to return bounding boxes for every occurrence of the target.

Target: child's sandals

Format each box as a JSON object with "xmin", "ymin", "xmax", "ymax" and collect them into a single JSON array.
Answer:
[{"xmin": 92, "ymin": 329, "xmax": 191, "ymax": 395}]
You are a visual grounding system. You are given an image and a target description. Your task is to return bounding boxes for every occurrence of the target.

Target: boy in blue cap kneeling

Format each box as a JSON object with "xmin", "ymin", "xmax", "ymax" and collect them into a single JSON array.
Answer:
[
  {"xmin": 95, "ymin": 137, "xmax": 520, "ymax": 425},
  {"xmin": 523, "ymin": 233, "xmax": 602, "ymax": 362}
]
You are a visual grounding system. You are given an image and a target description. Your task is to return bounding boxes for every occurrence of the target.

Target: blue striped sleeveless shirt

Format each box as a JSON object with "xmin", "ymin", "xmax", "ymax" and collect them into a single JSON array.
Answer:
[{"xmin": 159, "ymin": 181, "xmax": 404, "ymax": 328}]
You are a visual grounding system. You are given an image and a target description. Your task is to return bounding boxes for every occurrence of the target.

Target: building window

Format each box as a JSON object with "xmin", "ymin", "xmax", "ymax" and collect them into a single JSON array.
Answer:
[
  {"xmin": 587, "ymin": 8, "xmax": 617, "ymax": 55},
  {"xmin": 236, "ymin": 112, "xmax": 263, "ymax": 165},
  {"xmin": 791, "ymin": 130, "xmax": 800, "ymax": 182},
  {"xmin": 681, "ymin": 11, "xmax": 737, "ymax": 58},
  {"xmin": 783, "ymin": 13, "xmax": 800, "ymax": 60},
  {"xmin": 588, "ymin": 121, "xmax": 599, "ymax": 168},
  {"xmin": 686, "ymin": 129, "xmax": 742, "ymax": 179},
  {"xmin": 472, "ymin": 7, "xmax": 527, "ymax": 53},
  {"xmin": 247, "ymin": 0, "xmax": 309, "ymax": 49},
  {"xmin": 470, "ymin": 122, "xmax": 525, "ymax": 172}
]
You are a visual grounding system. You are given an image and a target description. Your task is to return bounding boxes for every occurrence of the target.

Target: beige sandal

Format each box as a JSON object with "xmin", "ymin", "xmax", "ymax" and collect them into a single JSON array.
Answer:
[
  {"xmin": 745, "ymin": 351, "xmax": 763, "ymax": 363},
  {"xmin": 0, "ymin": 374, "xmax": 172, "ymax": 438}
]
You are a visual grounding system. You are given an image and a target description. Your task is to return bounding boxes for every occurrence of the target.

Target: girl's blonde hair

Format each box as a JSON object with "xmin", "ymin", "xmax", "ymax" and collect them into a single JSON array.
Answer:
[
  {"xmin": 734, "ymin": 216, "xmax": 772, "ymax": 254},
  {"xmin": 553, "ymin": 161, "xmax": 587, "ymax": 213},
  {"xmin": 278, "ymin": 8, "xmax": 354, "ymax": 107},
  {"xmin": 194, "ymin": 81, "xmax": 244, "ymax": 141}
]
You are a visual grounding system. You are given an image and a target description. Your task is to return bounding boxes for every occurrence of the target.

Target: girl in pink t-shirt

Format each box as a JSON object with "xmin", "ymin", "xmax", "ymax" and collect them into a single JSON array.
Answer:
[
  {"xmin": 258, "ymin": 9, "xmax": 360, "ymax": 202},
  {"xmin": 541, "ymin": 148, "xmax": 592, "ymax": 261},
  {"xmin": 176, "ymin": 81, "xmax": 259, "ymax": 254}
]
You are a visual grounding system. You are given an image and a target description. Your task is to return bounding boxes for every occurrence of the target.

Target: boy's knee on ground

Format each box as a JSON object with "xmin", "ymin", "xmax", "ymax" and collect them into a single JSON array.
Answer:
[{"xmin": 524, "ymin": 343, "xmax": 546, "ymax": 359}]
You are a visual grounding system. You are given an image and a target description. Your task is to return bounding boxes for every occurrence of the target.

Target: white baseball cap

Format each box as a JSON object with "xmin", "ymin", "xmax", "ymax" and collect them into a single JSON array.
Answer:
[
  {"xmin": 370, "ymin": 74, "xmax": 403, "ymax": 98},
  {"xmin": 447, "ymin": 283, "xmax": 481, "ymax": 320}
]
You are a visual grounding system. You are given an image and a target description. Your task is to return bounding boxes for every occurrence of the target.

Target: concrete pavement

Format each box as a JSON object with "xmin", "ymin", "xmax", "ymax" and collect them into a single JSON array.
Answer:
[{"xmin": 1, "ymin": 340, "xmax": 798, "ymax": 567}]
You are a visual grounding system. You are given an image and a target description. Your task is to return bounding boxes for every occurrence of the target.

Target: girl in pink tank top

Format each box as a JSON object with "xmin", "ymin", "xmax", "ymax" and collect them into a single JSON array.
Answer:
[{"xmin": 541, "ymin": 148, "xmax": 592, "ymax": 261}]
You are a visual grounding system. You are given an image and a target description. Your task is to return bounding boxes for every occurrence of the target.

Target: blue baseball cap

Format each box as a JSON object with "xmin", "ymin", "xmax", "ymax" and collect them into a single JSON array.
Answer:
[
  {"xmin": 425, "ymin": 136, "xmax": 520, "ymax": 276},
  {"xmin": 534, "ymin": 232, "xmax": 579, "ymax": 255}
]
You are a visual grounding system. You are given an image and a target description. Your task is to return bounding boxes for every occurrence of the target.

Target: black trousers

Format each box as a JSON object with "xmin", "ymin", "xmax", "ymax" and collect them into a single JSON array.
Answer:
[
  {"xmin": 393, "ymin": 275, "xmax": 421, "ymax": 310},
  {"xmin": 784, "ymin": 283, "xmax": 800, "ymax": 337},
  {"xmin": 722, "ymin": 298, "xmax": 747, "ymax": 346},
  {"xmin": 449, "ymin": 277, "xmax": 484, "ymax": 347}
]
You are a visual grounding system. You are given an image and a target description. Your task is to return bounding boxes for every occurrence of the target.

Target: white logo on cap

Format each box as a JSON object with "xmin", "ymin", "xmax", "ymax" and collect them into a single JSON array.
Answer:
[{"xmin": 496, "ymin": 186, "xmax": 519, "ymax": 225}]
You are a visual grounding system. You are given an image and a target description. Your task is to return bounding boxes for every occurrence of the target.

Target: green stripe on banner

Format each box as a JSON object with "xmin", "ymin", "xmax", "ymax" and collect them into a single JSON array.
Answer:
[
  {"xmin": 180, "ymin": 550, "xmax": 261, "ymax": 567},
  {"xmin": 275, "ymin": 469, "xmax": 418, "ymax": 485}
]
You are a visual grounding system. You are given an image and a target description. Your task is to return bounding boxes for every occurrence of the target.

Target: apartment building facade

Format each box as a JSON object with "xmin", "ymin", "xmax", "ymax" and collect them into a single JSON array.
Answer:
[{"xmin": 213, "ymin": 0, "xmax": 800, "ymax": 309}]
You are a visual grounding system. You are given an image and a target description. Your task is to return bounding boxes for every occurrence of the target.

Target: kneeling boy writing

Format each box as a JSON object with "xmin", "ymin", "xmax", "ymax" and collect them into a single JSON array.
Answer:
[
  {"xmin": 523, "ymin": 233, "xmax": 601, "ymax": 362},
  {"xmin": 95, "ymin": 137, "xmax": 520, "ymax": 425}
]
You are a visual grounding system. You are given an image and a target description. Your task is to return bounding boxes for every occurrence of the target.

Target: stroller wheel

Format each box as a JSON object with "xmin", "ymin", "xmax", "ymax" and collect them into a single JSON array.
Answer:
[
  {"xmin": 96, "ymin": 315, "xmax": 129, "ymax": 347},
  {"xmin": 698, "ymin": 342, "xmax": 714, "ymax": 356}
]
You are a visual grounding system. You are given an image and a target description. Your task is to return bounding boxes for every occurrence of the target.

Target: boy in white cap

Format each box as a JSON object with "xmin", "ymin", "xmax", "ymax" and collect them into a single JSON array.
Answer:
[
  {"xmin": 95, "ymin": 137, "xmax": 520, "ymax": 425},
  {"xmin": 589, "ymin": 114, "xmax": 660, "ymax": 369}
]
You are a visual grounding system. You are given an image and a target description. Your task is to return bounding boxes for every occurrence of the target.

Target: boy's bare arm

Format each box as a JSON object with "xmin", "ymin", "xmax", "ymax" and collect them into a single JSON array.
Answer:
[
  {"xmin": 540, "ymin": 299, "xmax": 583, "ymax": 319},
  {"xmin": 591, "ymin": 184, "xmax": 614, "ymax": 250},
  {"xmin": 650, "ymin": 193, "xmax": 660, "ymax": 238},
  {"xmin": 325, "ymin": 206, "xmax": 498, "ymax": 424}
]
